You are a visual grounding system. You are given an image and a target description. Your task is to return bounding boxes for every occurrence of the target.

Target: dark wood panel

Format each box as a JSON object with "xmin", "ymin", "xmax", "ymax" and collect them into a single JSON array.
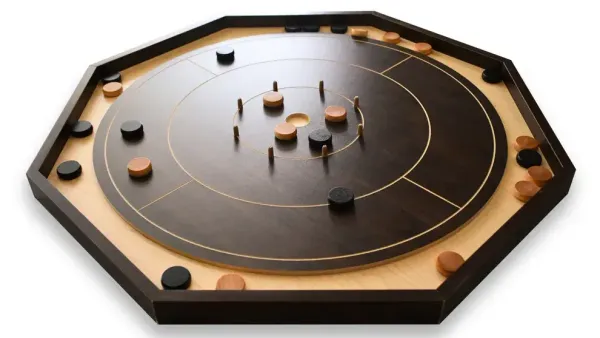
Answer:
[
  {"xmin": 387, "ymin": 57, "xmax": 505, "ymax": 205},
  {"xmin": 153, "ymin": 289, "xmax": 443, "ymax": 324}
]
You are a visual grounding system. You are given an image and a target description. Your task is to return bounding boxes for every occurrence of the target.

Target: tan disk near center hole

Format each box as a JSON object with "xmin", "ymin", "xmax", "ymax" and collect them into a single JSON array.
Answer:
[
  {"xmin": 285, "ymin": 113, "xmax": 310, "ymax": 128},
  {"xmin": 274, "ymin": 122, "xmax": 297, "ymax": 141}
]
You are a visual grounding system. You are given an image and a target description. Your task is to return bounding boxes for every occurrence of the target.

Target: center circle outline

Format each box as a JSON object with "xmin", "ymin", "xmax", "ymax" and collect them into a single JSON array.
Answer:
[{"xmin": 234, "ymin": 86, "xmax": 365, "ymax": 160}]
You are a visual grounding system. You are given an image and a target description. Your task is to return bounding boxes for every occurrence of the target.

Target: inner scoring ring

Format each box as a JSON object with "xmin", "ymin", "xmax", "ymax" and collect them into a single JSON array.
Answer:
[{"xmin": 234, "ymin": 86, "xmax": 365, "ymax": 160}]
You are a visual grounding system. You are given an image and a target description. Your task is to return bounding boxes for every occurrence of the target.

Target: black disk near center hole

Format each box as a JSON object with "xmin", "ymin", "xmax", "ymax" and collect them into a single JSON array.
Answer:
[
  {"xmin": 308, "ymin": 128, "xmax": 333, "ymax": 150},
  {"xmin": 236, "ymin": 86, "xmax": 360, "ymax": 160}
]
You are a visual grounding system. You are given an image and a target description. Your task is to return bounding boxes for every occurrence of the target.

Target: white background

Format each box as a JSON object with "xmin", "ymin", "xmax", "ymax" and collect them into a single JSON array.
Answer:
[{"xmin": 1, "ymin": 0, "xmax": 598, "ymax": 336}]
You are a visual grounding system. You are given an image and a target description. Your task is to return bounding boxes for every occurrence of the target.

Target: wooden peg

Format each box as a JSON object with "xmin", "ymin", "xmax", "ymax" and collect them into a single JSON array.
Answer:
[
  {"xmin": 233, "ymin": 125, "xmax": 239, "ymax": 138},
  {"xmin": 268, "ymin": 146, "xmax": 274, "ymax": 160},
  {"xmin": 357, "ymin": 123, "xmax": 364, "ymax": 137},
  {"xmin": 273, "ymin": 81, "xmax": 278, "ymax": 92},
  {"xmin": 319, "ymin": 80, "xmax": 324, "ymax": 94},
  {"xmin": 237, "ymin": 98, "xmax": 243, "ymax": 113},
  {"xmin": 321, "ymin": 144, "xmax": 328, "ymax": 157},
  {"xmin": 353, "ymin": 96, "xmax": 359, "ymax": 110}
]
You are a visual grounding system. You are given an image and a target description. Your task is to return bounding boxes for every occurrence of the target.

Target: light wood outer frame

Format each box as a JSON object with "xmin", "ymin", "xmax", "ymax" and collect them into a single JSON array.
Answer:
[{"xmin": 26, "ymin": 12, "xmax": 575, "ymax": 324}]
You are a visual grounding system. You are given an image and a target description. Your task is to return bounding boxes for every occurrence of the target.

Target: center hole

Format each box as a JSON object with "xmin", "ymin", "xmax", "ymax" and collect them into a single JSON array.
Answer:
[{"xmin": 285, "ymin": 112, "xmax": 310, "ymax": 128}]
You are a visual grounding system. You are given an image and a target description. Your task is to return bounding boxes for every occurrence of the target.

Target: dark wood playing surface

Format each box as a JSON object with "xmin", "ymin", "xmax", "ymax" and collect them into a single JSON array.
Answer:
[{"xmin": 93, "ymin": 33, "xmax": 507, "ymax": 272}]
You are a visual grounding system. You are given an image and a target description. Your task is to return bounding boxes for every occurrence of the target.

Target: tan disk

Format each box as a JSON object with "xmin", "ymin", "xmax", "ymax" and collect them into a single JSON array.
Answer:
[
  {"xmin": 350, "ymin": 28, "xmax": 368, "ymax": 37},
  {"xmin": 263, "ymin": 91, "xmax": 284, "ymax": 108},
  {"xmin": 216, "ymin": 274, "xmax": 246, "ymax": 290},
  {"xmin": 325, "ymin": 105, "xmax": 347, "ymax": 122},
  {"xmin": 127, "ymin": 157, "xmax": 152, "ymax": 178},
  {"xmin": 103, "ymin": 82, "xmax": 123, "ymax": 98},
  {"xmin": 526, "ymin": 166, "xmax": 553, "ymax": 187},
  {"xmin": 382, "ymin": 32, "xmax": 401, "ymax": 44},
  {"xmin": 514, "ymin": 135, "xmax": 540, "ymax": 151},
  {"xmin": 274, "ymin": 122, "xmax": 297, "ymax": 140},
  {"xmin": 415, "ymin": 42, "xmax": 433, "ymax": 55},
  {"xmin": 436, "ymin": 251, "xmax": 465, "ymax": 277},
  {"xmin": 514, "ymin": 180, "xmax": 541, "ymax": 202}
]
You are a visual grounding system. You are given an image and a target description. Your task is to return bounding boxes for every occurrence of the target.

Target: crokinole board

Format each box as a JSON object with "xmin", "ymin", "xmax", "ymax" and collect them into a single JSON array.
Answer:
[
  {"xmin": 94, "ymin": 33, "xmax": 507, "ymax": 272},
  {"xmin": 28, "ymin": 13, "xmax": 575, "ymax": 324}
]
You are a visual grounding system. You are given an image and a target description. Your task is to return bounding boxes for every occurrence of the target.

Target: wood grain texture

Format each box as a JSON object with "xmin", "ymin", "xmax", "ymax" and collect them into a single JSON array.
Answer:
[{"xmin": 48, "ymin": 26, "xmax": 549, "ymax": 290}]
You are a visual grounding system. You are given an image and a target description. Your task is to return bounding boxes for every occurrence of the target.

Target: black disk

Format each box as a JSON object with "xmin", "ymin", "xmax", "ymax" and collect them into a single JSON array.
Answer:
[
  {"xmin": 308, "ymin": 128, "xmax": 333, "ymax": 150},
  {"xmin": 328, "ymin": 187, "xmax": 355, "ymax": 210},
  {"xmin": 516, "ymin": 149, "xmax": 542, "ymax": 168},
  {"xmin": 57, "ymin": 160, "xmax": 82, "ymax": 180},
  {"xmin": 331, "ymin": 25, "xmax": 348, "ymax": 34},
  {"xmin": 120, "ymin": 120, "xmax": 144, "ymax": 141},
  {"xmin": 482, "ymin": 68, "xmax": 503, "ymax": 84},
  {"xmin": 301, "ymin": 25, "xmax": 320, "ymax": 32},
  {"xmin": 216, "ymin": 47, "xmax": 235, "ymax": 63},
  {"xmin": 102, "ymin": 72, "xmax": 122, "ymax": 84},
  {"xmin": 161, "ymin": 266, "xmax": 191, "ymax": 290},
  {"xmin": 71, "ymin": 120, "xmax": 93, "ymax": 138},
  {"xmin": 285, "ymin": 25, "xmax": 301, "ymax": 33}
]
